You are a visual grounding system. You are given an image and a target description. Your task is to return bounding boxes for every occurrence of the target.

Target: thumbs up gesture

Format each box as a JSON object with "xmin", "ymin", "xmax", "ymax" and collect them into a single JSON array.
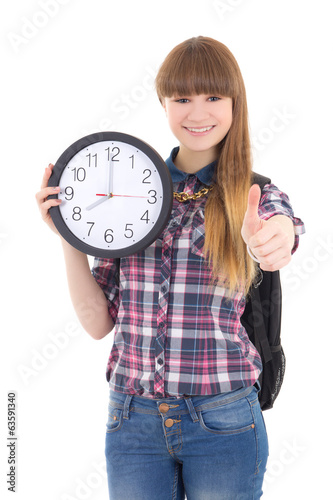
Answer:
[{"xmin": 241, "ymin": 185, "xmax": 295, "ymax": 272}]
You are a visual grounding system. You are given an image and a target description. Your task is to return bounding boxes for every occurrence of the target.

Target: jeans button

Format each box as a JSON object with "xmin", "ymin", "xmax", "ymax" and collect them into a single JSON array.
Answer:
[
  {"xmin": 159, "ymin": 403, "xmax": 170, "ymax": 413},
  {"xmin": 165, "ymin": 418, "xmax": 174, "ymax": 428}
]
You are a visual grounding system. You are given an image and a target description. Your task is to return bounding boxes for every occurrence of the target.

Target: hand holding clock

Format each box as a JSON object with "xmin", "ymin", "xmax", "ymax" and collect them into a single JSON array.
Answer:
[{"xmin": 36, "ymin": 163, "xmax": 62, "ymax": 236}]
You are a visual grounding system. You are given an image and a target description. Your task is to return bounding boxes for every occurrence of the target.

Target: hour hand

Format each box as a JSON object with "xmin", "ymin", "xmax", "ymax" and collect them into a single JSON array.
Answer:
[{"xmin": 86, "ymin": 194, "xmax": 110, "ymax": 211}]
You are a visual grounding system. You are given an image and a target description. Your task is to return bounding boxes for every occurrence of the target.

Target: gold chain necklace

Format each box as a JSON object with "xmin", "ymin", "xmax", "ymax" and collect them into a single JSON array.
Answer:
[{"xmin": 173, "ymin": 186, "xmax": 213, "ymax": 203}]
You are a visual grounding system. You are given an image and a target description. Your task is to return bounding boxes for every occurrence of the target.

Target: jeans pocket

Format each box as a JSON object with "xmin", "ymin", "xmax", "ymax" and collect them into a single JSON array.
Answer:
[
  {"xmin": 106, "ymin": 404, "xmax": 124, "ymax": 434},
  {"xmin": 198, "ymin": 397, "xmax": 256, "ymax": 435}
]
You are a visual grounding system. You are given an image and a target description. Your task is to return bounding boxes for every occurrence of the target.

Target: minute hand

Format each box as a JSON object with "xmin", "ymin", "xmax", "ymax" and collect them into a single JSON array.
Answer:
[{"xmin": 108, "ymin": 155, "xmax": 114, "ymax": 195}]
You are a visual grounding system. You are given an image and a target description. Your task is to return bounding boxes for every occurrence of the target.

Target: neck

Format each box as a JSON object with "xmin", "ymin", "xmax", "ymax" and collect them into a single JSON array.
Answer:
[{"xmin": 174, "ymin": 145, "xmax": 218, "ymax": 174}]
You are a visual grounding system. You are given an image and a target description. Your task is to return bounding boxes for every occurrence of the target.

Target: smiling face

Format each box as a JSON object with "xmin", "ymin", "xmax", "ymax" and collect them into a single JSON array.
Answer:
[
  {"xmin": 163, "ymin": 94, "xmax": 233, "ymax": 171},
  {"xmin": 155, "ymin": 37, "xmax": 247, "ymax": 173}
]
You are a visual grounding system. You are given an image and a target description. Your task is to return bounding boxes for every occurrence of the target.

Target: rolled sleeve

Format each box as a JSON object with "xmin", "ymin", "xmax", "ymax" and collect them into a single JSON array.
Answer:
[
  {"xmin": 258, "ymin": 183, "xmax": 305, "ymax": 254},
  {"xmin": 91, "ymin": 257, "xmax": 120, "ymax": 323}
]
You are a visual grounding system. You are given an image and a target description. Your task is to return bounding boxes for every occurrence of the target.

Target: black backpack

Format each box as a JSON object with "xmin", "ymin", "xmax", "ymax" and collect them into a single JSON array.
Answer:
[{"xmin": 240, "ymin": 173, "xmax": 286, "ymax": 411}]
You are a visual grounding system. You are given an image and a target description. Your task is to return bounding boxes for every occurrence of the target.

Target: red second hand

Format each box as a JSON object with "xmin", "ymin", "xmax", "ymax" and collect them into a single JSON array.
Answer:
[{"xmin": 95, "ymin": 193, "xmax": 147, "ymax": 198}]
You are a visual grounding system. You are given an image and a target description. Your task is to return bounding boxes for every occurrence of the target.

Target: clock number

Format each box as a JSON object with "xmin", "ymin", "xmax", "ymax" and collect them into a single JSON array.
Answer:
[
  {"xmin": 64, "ymin": 186, "xmax": 74, "ymax": 200},
  {"xmin": 105, "ymin": 147, "xmax": 120, "ymax": 162},
  {"xmin": 111, "ymin": 147, "xmax": 120, "ymax": 162},
  {"xmin": 124, "ymin": 224, "xmax": 134, "ymax": 239},
  {"xmin": 129, "ymin": 155, "xmax": 134, "ymax": 169},
  {"xmin": 72, "ymin": 207, "xmax": 82, "ymax": 221},
  {"xmin": 140, "ymin": 210, "xmax": 150, "ymax": 224},
  {"xmin": 86, "ymin": 153, "xmax": 97, "ymax": 167},
  {"xmin": 104, "ymin": 229, "xmax": 114, "ymax": 243},
  {"xmin": 87, "ymin": 222, "xmax": 95, "ymax": 236},
  {"xmin": 142, "ymin": 169, "xmax": 152, "ymax": 184},
  {"xmin": 147, "ymin": 190, "xmax": 157, "ymax": 204},
  {"xmin": 71, "ymin": 167, "xmax": 86, "ymax": 182}
]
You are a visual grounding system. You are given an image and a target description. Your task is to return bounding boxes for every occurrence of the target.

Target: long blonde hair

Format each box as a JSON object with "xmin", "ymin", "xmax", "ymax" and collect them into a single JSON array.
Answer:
[{"xmin": 155, "ymin": 36, "xmax": 256, "ymax": 295}]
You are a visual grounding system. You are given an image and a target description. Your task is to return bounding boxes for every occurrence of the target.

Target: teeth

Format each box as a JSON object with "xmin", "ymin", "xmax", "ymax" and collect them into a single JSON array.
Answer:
[{"xmin": 187, "ymin": 126, "xmax": 213, "ymax": 133}]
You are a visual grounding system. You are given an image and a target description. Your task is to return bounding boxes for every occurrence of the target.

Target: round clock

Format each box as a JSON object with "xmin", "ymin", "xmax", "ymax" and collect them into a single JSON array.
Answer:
[{"xmin": 48, "ymin": 131, "xmax": 173, "ymax": 258}]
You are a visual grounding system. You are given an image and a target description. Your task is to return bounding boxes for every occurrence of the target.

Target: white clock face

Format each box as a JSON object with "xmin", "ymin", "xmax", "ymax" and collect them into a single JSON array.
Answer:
[{"xmin": 54, "ymin": 138, "xmax": 171, "ymax": 256}]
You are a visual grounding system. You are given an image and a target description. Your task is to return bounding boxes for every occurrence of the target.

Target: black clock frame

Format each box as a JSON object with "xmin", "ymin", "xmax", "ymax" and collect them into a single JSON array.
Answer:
[{"xmin": 48, "ymin": 131, "xmax": 173, "ymax": 258}]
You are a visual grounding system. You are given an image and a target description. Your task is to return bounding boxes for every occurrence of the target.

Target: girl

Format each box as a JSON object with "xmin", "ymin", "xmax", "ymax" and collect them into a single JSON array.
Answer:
[{"xmin": 36, "ymin": 36, "xmax": 304, "ymax": 499}]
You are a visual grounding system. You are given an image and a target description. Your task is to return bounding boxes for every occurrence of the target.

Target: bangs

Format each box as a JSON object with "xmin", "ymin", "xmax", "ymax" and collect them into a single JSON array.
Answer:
[{"xmin": 155, "ymin": 37, "xmax": 242, "ymax": 100}]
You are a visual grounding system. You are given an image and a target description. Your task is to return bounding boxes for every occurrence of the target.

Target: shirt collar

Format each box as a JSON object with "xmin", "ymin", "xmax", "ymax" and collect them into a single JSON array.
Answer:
[{"xmin": 165, "ymin": 147, "xmax": 216, "ymax": 185}]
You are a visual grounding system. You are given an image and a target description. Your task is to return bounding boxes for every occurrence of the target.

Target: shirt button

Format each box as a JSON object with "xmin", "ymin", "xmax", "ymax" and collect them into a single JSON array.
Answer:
[
  {"xmin": 157, "ymin": 358, "xmax": 163, "ymax": 366},
  {"xmin": 164, "ymin": 248, "xmax": 170, "ymax": 258},
  {"xmin": 161, "ymin": 285, "xmax": 167, "ymax": 294}
]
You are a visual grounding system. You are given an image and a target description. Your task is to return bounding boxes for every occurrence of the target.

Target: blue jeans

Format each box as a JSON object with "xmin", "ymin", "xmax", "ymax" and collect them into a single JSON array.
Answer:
[{"xmin": 105, "ymin": 386, "xmax": 268, "ymax": 500}]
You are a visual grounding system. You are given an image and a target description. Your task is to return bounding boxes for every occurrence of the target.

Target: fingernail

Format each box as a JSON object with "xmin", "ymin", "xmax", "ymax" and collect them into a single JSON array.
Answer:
[{"xmin": 53, "ymin": 186, "xmax": 60, "ymax": 191}]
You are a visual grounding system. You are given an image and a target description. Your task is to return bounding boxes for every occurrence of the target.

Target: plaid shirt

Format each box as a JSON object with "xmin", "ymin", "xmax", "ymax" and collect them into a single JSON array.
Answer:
[{"xmin": 92, "ymin": 148, "xmax": 305, "ymax": 398}]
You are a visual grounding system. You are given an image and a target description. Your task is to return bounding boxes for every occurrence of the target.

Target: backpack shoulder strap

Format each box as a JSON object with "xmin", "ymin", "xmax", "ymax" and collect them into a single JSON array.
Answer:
[
  {"xmin": 251, "ymin": 284, "xmax": 273, "ymax": 363},
  {"xmin": 251, "ymin": 171, "xmax": 271, "ymax": 189},
  {"xmin": 249, "ymin": 171, "xmax": 273, "ymax": 363}
]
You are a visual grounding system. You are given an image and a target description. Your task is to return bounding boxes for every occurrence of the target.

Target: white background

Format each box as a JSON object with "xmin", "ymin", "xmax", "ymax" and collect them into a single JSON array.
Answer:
[{"xmin": 1, "ymin": 1, "xmax": 332, "ymax": 499}]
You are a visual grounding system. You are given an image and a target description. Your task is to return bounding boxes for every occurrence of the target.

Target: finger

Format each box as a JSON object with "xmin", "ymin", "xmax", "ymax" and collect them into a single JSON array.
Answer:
[
  {"xmin": 41, "ymin": 163, "xmax": 54, "ymax": 189},
  {"xmin": 251, "ymin": 232, "xmax": 290, "ymax": 259},
  {"xmin": 246, "ymin": 184, "xmax": 261, "ymax": 219},
  {"xmin": 39, "ymin": 197, "xmax": 61, "ymax": 218},
  {"xmin": 248, "ymin": 220, "xmax": 282, "ymax": 248},
  {"xmin": 257, "ymin": 244, "xmax": 289, "ymax": 264},
  {"xmin": 35, "ymin": 185, "xmax": 60, "ymax": 205},
  {"xmin": 241, "ymin": 184, "xmax": 263, "ymax": 242},
  {"xmin": 260, "ymin": 254, "xmax": 292, "ymax": 272}
]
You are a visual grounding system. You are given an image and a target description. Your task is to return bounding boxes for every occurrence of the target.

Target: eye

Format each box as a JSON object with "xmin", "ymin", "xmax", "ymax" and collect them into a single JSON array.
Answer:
[
  {"xmin": 174, "ymin": 98, "xmax": 190, "ymax": 103},
  {"xmin": 208, "ymin": 96, "xmax": 221, "ymax": 102}
]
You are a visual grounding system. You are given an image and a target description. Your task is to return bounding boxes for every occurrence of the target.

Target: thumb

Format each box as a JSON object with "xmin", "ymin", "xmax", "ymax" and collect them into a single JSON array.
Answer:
[
  {"xmin": 242, "ymin": 184, "xmax": 262, "ymax": 241},
  {"xmin": 246, "ymin": 184, "xmax": 261, "ymax": 219}
]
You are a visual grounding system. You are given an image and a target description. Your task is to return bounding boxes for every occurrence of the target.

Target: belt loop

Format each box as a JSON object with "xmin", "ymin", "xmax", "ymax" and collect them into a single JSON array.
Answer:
[
  {"xmin": 184, "ymin": 397, "xmax": 199, "ymax": 423},
  {"xmin": 123, "ymin": 395, "xmax": 133, "ymax": 420}
]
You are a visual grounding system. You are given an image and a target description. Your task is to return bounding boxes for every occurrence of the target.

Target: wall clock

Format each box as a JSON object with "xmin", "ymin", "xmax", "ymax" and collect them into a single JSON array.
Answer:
[{"xmin": 48, "ymin": 132, "xmax": 173, "ymax": 258}]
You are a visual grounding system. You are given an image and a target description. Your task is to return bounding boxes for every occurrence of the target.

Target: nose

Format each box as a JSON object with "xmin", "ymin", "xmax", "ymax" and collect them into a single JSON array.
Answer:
[{"xmin": 187, "ymin": 101, "xmax": 210, "ymax": 122}]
